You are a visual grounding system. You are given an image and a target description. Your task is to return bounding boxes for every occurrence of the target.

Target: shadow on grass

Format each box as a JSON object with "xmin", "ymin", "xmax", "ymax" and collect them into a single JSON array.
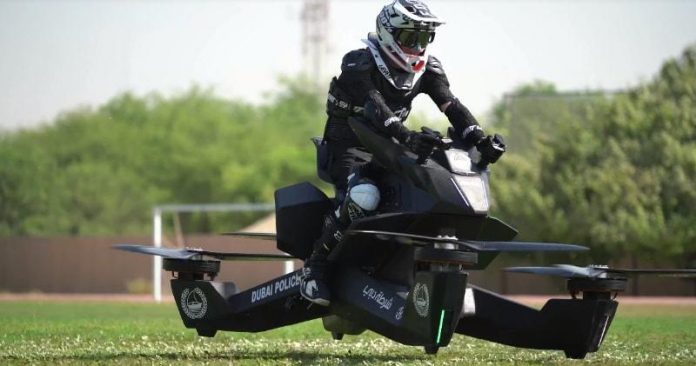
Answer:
[{"xmin": 5, "ymin": 348, "xmax": 430, "ymax": 365}]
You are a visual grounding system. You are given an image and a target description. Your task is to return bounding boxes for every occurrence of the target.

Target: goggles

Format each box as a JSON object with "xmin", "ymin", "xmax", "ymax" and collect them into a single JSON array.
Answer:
[{"xmin": 395, "ymin": 29, "xmax": 436, "ymax": 49}]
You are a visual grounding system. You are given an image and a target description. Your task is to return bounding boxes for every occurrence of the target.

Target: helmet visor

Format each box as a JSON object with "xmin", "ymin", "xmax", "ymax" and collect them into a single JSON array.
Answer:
[{"xmin": 396, "ymin": 29, "xmax": 435, "ymax": 49}]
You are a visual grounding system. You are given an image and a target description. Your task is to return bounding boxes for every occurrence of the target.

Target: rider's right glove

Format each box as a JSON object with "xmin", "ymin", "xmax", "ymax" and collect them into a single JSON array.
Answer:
[
  {"xmin": 404, "ymin": 130, "xmax": 440, "ymax": 158},
  {"xmin": 476, "ymin": 134, "xmax": 506, "ymax": 164}
]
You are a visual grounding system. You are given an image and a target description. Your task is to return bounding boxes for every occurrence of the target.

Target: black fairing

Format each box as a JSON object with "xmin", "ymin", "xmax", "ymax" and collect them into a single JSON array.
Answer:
[
  {"xmin": 275, "ymin": 183, "xmax": 332, "ymax": 260},
  {"xmin": 349, "ymin": 118, "xmax": 475, "ymax": 216}
]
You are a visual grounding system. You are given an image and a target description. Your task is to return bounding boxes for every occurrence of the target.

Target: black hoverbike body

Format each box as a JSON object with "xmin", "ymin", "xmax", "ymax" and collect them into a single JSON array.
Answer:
[{"xmin": 116, "ymin": 117, "xmax": 695, "ymax": 358}]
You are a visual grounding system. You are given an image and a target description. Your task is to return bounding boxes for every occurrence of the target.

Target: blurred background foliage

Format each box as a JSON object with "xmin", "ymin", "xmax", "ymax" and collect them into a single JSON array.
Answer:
[
  {"xmin": 0, "ymin": 77, "xmax": 325, "ymax": 236},
  {"xmin": 0, "ymin": 45, "xmax": 694, "ymax": 266},
  {"xmin": 489, "ymin": 45, "xmax": 696, "ymax": 267}
]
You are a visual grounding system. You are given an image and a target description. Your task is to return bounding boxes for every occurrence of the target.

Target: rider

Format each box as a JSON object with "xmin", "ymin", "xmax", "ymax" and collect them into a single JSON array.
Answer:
[{"xmin": 299, "ymin": 0, "xmax": 505, "ymax": 306}]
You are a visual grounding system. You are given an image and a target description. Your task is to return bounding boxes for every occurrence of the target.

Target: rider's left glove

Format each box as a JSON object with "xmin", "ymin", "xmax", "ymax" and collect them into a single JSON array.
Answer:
[{"xmin": 404, "ymin": 130, "xmax": 440, "ymax": 158}]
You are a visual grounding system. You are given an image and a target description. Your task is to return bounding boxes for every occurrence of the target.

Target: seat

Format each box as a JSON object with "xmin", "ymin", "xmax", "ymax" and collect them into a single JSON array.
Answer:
[{"xmin": 311, "ymin": 137, "xmax": 333, "ymax": 184}]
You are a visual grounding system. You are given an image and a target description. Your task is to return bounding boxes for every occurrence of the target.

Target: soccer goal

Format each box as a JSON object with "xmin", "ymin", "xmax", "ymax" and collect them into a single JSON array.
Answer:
[{"xmin": 151, "ymin": 203, "xmax": 285, "ymax": 302}]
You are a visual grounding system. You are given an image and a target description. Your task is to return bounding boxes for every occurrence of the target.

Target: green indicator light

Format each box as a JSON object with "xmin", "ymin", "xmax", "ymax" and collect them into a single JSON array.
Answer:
[{"xmin": 436, "ymin": 309, "xmax": 446, "ymax": 345}]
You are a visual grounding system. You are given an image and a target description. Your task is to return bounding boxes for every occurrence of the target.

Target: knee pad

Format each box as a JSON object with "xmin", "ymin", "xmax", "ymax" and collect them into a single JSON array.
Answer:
[
  {"xmin": 337, "ymin": 181, "xmax": 380, "ymax": 223},
  {"xmin": 349, "ymin": 183, "xmax": 380, "ymax": 211}
]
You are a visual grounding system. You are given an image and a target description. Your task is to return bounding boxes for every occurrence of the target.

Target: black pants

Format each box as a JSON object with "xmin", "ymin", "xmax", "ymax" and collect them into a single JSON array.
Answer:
[{"xmin": 327, "ymin": 141, "xmax": 386, "ymax": 197}]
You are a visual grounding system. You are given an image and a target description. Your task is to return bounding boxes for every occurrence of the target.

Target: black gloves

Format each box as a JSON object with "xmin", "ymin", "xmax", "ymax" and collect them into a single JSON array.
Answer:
[
  {"xmin": 401, "ymin": 124, "xmax": 505, "ymax": 166},
  {"xmin": 476, "ymin": 134, "xmax": 506, "ymax": 164},
  {"xmin": 404, "ymin": 130, "xmax": 441, "ymax": 158},
  {"xmin": 461, "ymin": 125, "xmax": 485, "ymax": 149}
]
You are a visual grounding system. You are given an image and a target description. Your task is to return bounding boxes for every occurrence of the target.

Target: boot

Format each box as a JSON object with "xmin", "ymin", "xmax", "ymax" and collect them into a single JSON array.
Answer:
[{"xmin": 300, "ymin": 213, "xmax": 344, "ymax": 306}]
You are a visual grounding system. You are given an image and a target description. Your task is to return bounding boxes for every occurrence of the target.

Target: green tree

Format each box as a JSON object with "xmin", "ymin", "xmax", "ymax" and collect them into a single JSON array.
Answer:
[
  {"xmin": 0, "ymin": 78, "xmax": 324, "ymax": 236},
  {"xmin": 490, "ymin": 44, "xmax": 696, "ymax": 265}
]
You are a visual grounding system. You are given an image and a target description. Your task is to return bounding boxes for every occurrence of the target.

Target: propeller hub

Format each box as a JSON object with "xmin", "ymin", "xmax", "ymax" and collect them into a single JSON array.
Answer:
[
  {"xmin": 567, "ymin": 277, "xmax": 627, "ymax": 299},
  {"xmin": 163, "ymin": 258, "xmax": 220, "ymax": 281}
]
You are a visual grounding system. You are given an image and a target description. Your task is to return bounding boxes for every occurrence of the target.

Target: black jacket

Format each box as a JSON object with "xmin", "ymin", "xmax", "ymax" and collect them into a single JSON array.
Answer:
[{"xmin": 324, "ymin": 41, "xmax": 481, "ymax": 148}]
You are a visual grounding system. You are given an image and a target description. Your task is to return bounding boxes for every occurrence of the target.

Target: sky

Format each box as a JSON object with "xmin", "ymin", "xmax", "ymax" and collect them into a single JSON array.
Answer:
[{"xmin": 0, "ymin": 0, "xmax": 695, "ymax": 130}]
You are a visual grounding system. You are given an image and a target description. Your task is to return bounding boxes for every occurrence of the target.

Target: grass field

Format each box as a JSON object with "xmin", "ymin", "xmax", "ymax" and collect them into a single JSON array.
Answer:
[{"xmin": 1, "ymin": 300, "xmax": 695, "ymax": 365}]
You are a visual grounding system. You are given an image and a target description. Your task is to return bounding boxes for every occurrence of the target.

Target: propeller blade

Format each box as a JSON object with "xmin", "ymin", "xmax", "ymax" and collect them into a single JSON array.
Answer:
[
  {"xmin": 113, "ymin": 244, "xmax": 293, "ymax": 261},
  {"xmin": 346, "ymin": 230, "xmax": 476, "ymax": 249},
  {"xmin": 347, "ymin": 230, "xmax": 588, "ymax": 252},
  {"xmin": 465, "ymin": 241, "xmax": 589, "ymax": 252},
  {"xmin": 554, "ymin": 264, "xmax": 605, "ymax": 277},
  {"xmin": 113, "ymin": 244, "xmax": 200, "ymax": 260},
  {"xmin": 604, "ymin": 268, "xmax": 696, "ymax": 277},
  {"xmin": 505, "ymin": 266, "xmax": 595, "ymax": 278},
  {"xmin": 506, "ymin": 264, "xmax": 696, "ymax": 279},
  {"xmin": 222, "ymin": 232, "xmax": 277, "ymax": 241},
  {"xmin": 187, "ymin": 248, "xmax": 293, "ymax": 261}
]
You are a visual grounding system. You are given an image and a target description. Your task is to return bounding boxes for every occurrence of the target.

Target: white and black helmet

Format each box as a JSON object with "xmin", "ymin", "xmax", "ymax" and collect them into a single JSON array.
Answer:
[{"xmin": 376, "ymin": 0, "xmax": 445, "ymax": 74}]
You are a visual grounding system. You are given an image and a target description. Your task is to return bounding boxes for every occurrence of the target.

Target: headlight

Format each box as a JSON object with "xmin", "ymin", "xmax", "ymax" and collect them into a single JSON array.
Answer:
[
  {"xmin": 452, "ymin": 175, "xmax": 489, "ymax": 214},
  {"xmin": 445, "ymin": 149, "xmax": 474, "ymax": 174}
]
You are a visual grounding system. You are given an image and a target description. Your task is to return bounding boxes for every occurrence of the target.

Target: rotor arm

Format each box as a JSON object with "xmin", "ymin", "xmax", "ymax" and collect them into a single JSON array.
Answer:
[{"xmin": 456, "ymin": 285, "xmax": 618, "ymax": 359}]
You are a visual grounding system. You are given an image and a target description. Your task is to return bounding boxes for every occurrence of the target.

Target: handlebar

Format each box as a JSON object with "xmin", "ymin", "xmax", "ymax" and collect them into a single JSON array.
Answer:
[{"xmin": 475, "ymin": 158, "xmax": 491, "ymax": 171}]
